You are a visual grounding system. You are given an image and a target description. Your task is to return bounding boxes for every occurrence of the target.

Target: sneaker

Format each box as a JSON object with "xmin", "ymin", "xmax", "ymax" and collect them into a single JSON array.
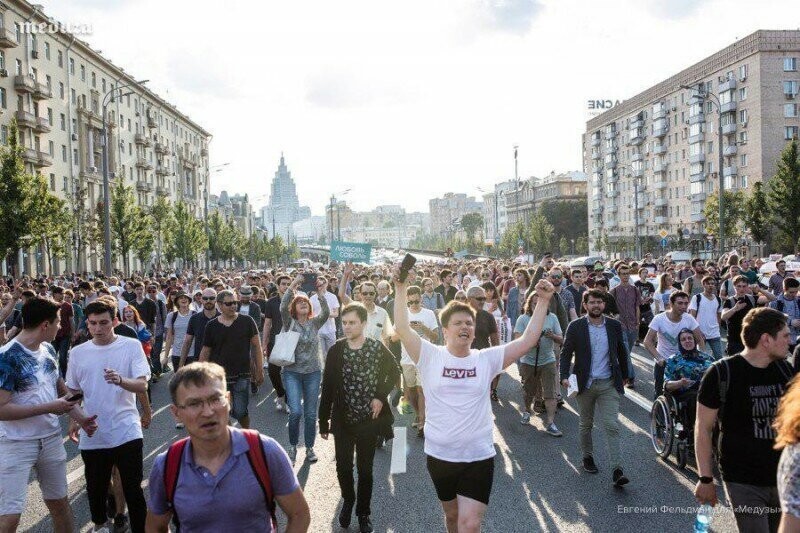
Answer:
[
  {"xmin": 358, "ymin": 515, "xmax": 374, "ymax": 533},
  {"xmin": 306, "ymin": 447, "xmax": 318, "ymax": 463},
  {"xmin": 113, "ymin": 513, "xmax": 128, "ymax": 532},
  {"xmin": 275, "ymin": 398, "xmax": 285, "ymax": 412},
  {"xmin": 583, "ymin": 456, "xmax": 599, "ymax": 474},
  {"xmin": 613, "ymin": 468, "xmax": 630, "ymax": 487},
  {"xmin": 250, "ymin": 382, "xmax": 258, "ymax": 394},
  {"xmin": 376, "ymin": 436, "xmax": 385, "ymax": 449},
  {"xmin": 625, "ymin": 379, "xmax": 635, "ymax": 389},
  {"xmin": 556, "ymin": 398, "xmax": 565, "ymax": 408},
  {"xmin": 545, "ymin": 423, "xmax": 563, "ymax": 437},
  {"xmin": 490, "ymin": 389, "xmax": 499, "ymax": 402},
  {"xmin": 417, "ymin": 426, "xmax": 424, "ymax": 438},
  {"xmin": 520, "ymin": 412, "xmax": 531, "ymax": 425},
  {"xmin": 175, "ymin": 422, "xmax": 185, "ymax": 429},
  {"xmin": 339, "ymin": 501, "xmax": 354, "ymax": 528},
  {"xmin": 288, "ymin": 445, "xmax": 297, "ymax": 465}
]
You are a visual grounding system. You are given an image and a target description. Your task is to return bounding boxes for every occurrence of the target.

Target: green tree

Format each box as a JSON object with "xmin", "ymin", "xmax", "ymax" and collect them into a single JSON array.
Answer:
[
  {"xmin": 109, "ymin": 180, "xmax": 149, "ymax": 273},
  {"xmin": 558, "ymin": 236, "xmax": 569, "ymax": 256},
  {"xmin": 148, "ymin": 195, "xmax": 173, "ymax": 269},
  {"xmin": 539, "ymin": 199, "xmax": 589, "ymax": 243},
  {"xmin": 743, "ymin": 181, "xmax": 771, "ymax": 250},
  {"xmin": 767, "ymin": 140, "xmax": 800, "ymax": 253},
  {"xmin": 702, "ymin": 190, "xmax": 745, "ymax": 248},
  {"xmin": 499, "ymin": 221, "xmax": 526, "ymax": 256},
  {"xmin": 27, "ymin": 173, "xmax": 72, "ymax": 274},
  {"xmin": 207, "ymin": 211, "xmax": 227, "ymax": 265},
  {"xmin": 576, "ymin": 236, "xmax": 589, "ymax": 255},
  {"xmin": 527, "ymin": 213, "xmax": 554, "ymax": 255},
  {"xmin": 166, "ymin": 201, "xmax": 207, "ymax": 267},
  {"xmin": 460, "ymin": 213, "xmax": 484, "ymax": 244},
  {"xmin": 0, "ymin": 121, "xmax": 36, "ymax": 273}
]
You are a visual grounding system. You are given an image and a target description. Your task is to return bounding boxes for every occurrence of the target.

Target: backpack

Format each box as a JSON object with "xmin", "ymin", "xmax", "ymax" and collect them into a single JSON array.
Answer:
[
  {"xmin": 169, "ymin": 310, "xmax": 196, "ymax": 329},
  {"xmin": 164, "ymin": 429, "xmax": 277, "ymax": 531},
  {"xmin": 694, "ymin": 293, "xmax": 721, "ymax": 314}
]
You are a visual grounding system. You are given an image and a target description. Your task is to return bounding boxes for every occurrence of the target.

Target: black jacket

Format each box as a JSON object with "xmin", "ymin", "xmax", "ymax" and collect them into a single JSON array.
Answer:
[
  {"xmin": 319, "ymin": 338, "xmax": 400, "ymax": 439},
  {"xmin": 560, "ymin": 316, "xmax": 630, "ymax": 394}
]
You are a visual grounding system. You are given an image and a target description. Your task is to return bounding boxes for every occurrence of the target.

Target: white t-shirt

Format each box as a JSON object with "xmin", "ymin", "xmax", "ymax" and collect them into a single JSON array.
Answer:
[
  {"xmin": 65, "ymin": 335, "xmax": 151, "ymax": 450},
  {"xmin": 0, "ymin": 340, "xmax": 60, "ymax": 440},
  {"xmin": 415, "ymin": 339, "xmax": 504, "ymax": 462},
  {"xmin": 310, "ymin": 292, "xmax": 340, "ymax": 337},
  {"xmin": 688, "ymin": 293, "xmax": 721, "ymax": 340},
  {"xmin": 648, "ymin": 312, "xmax": 700, "ymax": 361},
  {"xmin": 401, "ymin": 308, "xmax": 439, "ymax": 365}
]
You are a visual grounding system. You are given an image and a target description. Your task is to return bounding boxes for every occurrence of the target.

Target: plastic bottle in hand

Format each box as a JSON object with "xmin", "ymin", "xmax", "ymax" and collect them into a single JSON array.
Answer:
[{"xmin": 694, "ymin": 504, "xmax": 713, "ymax": 532}]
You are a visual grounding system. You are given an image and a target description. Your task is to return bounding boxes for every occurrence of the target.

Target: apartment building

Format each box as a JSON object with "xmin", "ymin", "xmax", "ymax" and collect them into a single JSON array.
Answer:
[
  {"xmin": 428, "ymin": 193, "xmax": 483, "ymax": 238},
  {"xmin": 504, "ymin": 171, "xmax": 587, "ymax": 227},
  {"xmin": 584, "ymin": 30, "xmax": 800, "ymax": 253},
  {"xmin": 0, "ymin": 0, "xmax": 210, "ymax": 274}
]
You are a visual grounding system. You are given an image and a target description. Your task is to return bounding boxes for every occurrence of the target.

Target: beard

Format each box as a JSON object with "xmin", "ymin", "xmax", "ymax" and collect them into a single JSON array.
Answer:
[{"xmin": 587, "ymin": 308, "xmax": 604, "ymax": 318}]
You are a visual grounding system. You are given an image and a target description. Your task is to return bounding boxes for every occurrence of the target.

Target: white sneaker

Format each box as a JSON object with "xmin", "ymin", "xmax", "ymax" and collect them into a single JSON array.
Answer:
[
  {"xmin": 306, "ymin": 447, "xmax": 318, "ymax": 463},
  {"xmin": 275, "ymin": 397, "xmax": 285, "ymax": 412}
]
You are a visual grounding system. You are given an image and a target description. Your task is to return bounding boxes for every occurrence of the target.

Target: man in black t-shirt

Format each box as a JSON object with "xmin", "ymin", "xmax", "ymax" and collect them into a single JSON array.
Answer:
[
  {"xmin": 467, "ymin": 286, "xmax": 500, "ymax": 401},
  {"xmin": 634, "ymin": 267, "xmax": 656, "ymax": 341},
  {"xmin": 179, "ymin": 288, "xmax": 220, "ymax": 367},
  {"xmin": 262, "ymin": 275, "xmax": 291, "ymax": 412},
  {"xmin": 721, "ymin": 275, "xmax": 776, "ymax": 355},
  {"xmin": 199, "ymin": 290, "xmax": 263, "ymax": 429},
  {"xmin": 695, "ymin": 307, "xmax": 795, "ymax": 532}
]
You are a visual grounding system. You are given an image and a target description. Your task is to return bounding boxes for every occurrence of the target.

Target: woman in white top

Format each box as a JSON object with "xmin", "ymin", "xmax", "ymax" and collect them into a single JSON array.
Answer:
[{"xmin": 393, "ymin": 266, "xmax": 554, "ymax": 533}]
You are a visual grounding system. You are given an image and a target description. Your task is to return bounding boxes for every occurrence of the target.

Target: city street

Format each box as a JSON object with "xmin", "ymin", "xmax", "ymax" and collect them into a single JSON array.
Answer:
[{"xmin": 18, "ymin": 345, "xmax": 738, "ymax": 533}]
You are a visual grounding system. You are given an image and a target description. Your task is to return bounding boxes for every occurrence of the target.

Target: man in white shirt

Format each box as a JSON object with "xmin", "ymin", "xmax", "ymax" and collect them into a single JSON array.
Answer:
[
  {"xmin": 310, "ymin": 278, "xmax": 340, "ymax": 357},
  {"xmin": 688, "ymin": 276, "xmax": 723, "ymax": 360},
  {"xmin": 66, "ymin": 300, "xmax": 151, "ymax": 533},
  {"xmin": 0, "ymin": 297, "xmax": 97, "ymax": 533}
]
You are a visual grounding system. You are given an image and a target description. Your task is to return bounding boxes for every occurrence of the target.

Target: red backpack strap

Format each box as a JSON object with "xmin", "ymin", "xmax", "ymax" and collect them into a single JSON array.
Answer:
[
  {"xmin": 242, "ymin": 429, "xmax": 277, "ymax": 529},
  {"xmin": 164, "ymin": 438, "xmax": 190, "ymax": 509}
]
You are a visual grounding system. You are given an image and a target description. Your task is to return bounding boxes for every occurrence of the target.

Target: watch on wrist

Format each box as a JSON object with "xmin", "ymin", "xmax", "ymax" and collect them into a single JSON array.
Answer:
[{"xmin": 699, "ymin": 476, "xmax": 713, "ymax": 484}]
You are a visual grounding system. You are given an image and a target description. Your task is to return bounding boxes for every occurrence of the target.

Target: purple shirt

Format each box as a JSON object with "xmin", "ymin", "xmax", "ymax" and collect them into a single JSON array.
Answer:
[{"xmin": 148, "ymin": 427, "xmax": 299, "ymax": 532}]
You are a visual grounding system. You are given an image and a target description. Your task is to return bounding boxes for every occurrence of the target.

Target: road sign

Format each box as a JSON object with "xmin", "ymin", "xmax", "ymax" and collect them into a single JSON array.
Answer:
[
  {"xmin": 661, "ymin": 238, "xmax": 668, "ymax": 247},
  {"xmin": 659, "ymin": 229, "xmax": 668, "ymax": 238},
  {"xmin": 682, "ymin": 228, "xmax": 690, "ymax": 237}
]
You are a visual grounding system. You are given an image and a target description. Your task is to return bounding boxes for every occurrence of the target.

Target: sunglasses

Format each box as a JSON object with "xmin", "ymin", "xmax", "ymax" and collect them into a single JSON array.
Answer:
[
  {"xmin": 473, "ymin": 296, "xmax": 486, "ymax": 301},
  {"xmin": 550, "ymin": 275, "xmax": 562, "ymax": 280},
  {"xmin": 407, "ymin": 300, "xmax": 421, "ymax": 305},
  {"xmin": 221, "ymin": 301, "xmax": 238, "ymax": 307},
  {"xmin": 202, "ymin": 296, "xmax": 215, "ymax": 301}
]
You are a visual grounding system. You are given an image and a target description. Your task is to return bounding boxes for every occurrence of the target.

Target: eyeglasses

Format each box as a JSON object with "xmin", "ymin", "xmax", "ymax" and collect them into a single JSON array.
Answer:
[
  {"xmin": 176, "ymin": 394, "xmax": 228, "ymax": 414},
  {"xmin": 550, "ymin": 275, "xmax": 562, "ymax": 280},
  {"xmin": 221, "ymin": 301, "xmax": 238, "ymax": 307},
  {"xmin": 361, "ymin": 292, "xmax": 376, "ymax": 296},
  {"xmin": 202, "ymin": 296, "xmax": 215, "ymax": 301},
  {"xmin": 407, "ymin": 299, "xmax": 421, "ymax": 305}
]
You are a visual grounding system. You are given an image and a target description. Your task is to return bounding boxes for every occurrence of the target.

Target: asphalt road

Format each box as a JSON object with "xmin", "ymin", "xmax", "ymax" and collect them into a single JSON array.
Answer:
[{"xmin": 19, "ymin": 344, "xmax": 739, "ymax": 532}]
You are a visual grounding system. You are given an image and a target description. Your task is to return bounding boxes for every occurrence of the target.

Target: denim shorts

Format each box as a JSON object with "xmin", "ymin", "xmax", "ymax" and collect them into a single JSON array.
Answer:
[
  {"xmin": 228, "ymin": 376, "xmax": 250, "ymax": 421},
  {"xmin": 0, "ymin": 432, "xmax": 68, "ymax": 514}
]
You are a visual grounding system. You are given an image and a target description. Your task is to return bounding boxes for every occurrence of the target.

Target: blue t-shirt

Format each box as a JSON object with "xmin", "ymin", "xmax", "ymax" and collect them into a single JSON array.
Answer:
[
  {"xmin": 514, "ymin": 313, "xmax": 561, "ymax": 366},
  {"xmin": 148, "ymin": 428, "xmax": 299, "ymax": 532}
]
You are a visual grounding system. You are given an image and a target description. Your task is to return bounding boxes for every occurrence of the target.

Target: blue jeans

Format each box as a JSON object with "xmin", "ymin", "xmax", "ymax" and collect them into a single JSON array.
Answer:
[
  {"xmin": 229, "ymin": 376, "xmax": 251, "ymax": 421},
  {"xmin": 706, "ymin": 338, "xmax": 723, "ymax": 360},
  {"xmin": 53, "ymin": 337, "xmax": 71, "ymax": 379},
  {"xmin": 622, "ymin": 328, "xmax": 638, "ymax": 381},
  {"xmin": 283, "ymin": 370, "xmax": 321, "ymax": 447}
]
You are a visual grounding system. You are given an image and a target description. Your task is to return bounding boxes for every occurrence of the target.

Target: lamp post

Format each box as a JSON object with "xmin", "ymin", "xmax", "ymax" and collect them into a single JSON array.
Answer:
[
  {"xmin": 328, "ymin": 189, "xmax": 351, "ymax": 242},
  {"xmin": 681, "ymin": 84, "xmax": 724, "ymax": 256},
  {"xmin": 101, "ymin": 79, "xmax": 148, "ymax": 276}
]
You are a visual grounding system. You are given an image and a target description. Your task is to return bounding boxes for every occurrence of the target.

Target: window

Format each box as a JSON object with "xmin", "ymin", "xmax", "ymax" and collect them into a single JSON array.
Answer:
[
  {"xmin": 61, "ymin": 145, "xmax": 66, "ymax": 162},
  {"xmin": 785, "ymin": 81, "xmax": 799, "ymax": 97},
  {"xmin": 0, "ymin": 88, "xmax": 5, "ymax": 110},
  {"xmin": 739, "ymin": 109, "xmax": 748, "ymax": 124},
  {"xmin": 91, "ymin": 71, "xmax": 96, "ymax": 88},
  {"xmin": 49, "ymin": 174, "xmax": 55, "ymax": 191},
  {"xmin": 14, "ymin": 58, "xmax": 20, "ymax": 75},
  {"xmin": 739, "ymin": 87, "xmax": 747, "ymax": 101},
  {"xmin": 80, "ymin": 64, "xmax": 86, "ymax": 81},
  {"xmin": 786, "ymin": 104, "xmax": 799, "ymax": 118},
  {"xmin": 14, "ymin": 23, "xmax": 19, "ymax": 43},
  {"xmin": 48, "ymin": 140, "xmax": 53, "ymax": 156},
  {"xmin": 787, "ymin": 126, "xmax": 799, "ymax": 140},
  {"xmin": 47, "ymin": 107, "xmax": 52, "ymax": 125},
  {"xmin": 44, "ymin": 41, "xmax": 50, "ymax": 60},
  {"xmin": 1, "ymin": 125, "xmax": 7, "ymax": 145},
  {"xmin": 69, "ymin": 58, "xmax": 74, "ymax": 75},
  {"xmin": 60, "ymin": 113, "xmax": 65, "ymax": 130},
  {"xmin": 740, "ymin": 154, "xmax": 748, "ymax": 167},
  {"xmin": 70, "ymin": 88, "xmax": 76, "ymax": 104},
  {"xmin": 739, "ymin": 131, "xmax": 748, "ymax": 144},
  {"xmin": 738, "ymin": 64, "xmax": 748, "ymax": 80},
  {"xmin": 59, "ymin": 82, "xmax": 64, "ymax": 99},
  {"xmin": 57, "ymin": 50, "xmax": 63, "ymax": 67},
  {"xmin": 101, "ymin": 78, "xmax": 105, "ymax": 92},
  {"xmin": 785, "ymin": 57, "xmax": 798, "ymax": 72},
  {"xmin": 742, "ymin": 175, "xmax": 749, "ymax": 189}
]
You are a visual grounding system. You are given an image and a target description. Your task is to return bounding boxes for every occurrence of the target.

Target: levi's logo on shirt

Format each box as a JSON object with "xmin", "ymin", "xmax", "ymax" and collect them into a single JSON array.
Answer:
[{"xmin": 442, "ymin": 367, "xmax": 477, "ymax": 379}]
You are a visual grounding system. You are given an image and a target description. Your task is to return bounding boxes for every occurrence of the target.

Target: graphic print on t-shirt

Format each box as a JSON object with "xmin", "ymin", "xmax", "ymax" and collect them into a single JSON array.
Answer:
[
  {"xmin": 442, "ymin": 367, "xmax": 477, "ymax": 379},
  {"xmin": 751, "ymin": 382, "xmax": 787, "ymax": 440}
]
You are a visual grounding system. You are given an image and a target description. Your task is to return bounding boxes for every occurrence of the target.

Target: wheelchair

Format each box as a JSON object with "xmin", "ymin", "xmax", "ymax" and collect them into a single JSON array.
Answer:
[{"xmin": 649, "ymin": 391, "xmax": 695, "ymax": 469}]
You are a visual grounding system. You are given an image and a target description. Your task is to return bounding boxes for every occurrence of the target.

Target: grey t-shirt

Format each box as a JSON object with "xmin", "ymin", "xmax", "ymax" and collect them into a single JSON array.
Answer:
[{"xmin": 166, "ymin": 311, "xmax": 195, "ymax": 358}]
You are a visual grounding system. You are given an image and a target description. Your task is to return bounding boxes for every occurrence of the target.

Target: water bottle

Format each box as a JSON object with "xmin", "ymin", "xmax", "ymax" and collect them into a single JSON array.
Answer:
[{"xmin": 694, "ymin": 504, "xmax": 713, "ymax": 532}]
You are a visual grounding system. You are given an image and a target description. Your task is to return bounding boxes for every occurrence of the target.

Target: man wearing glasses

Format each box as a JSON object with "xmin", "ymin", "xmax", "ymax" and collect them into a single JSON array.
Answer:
[
  {"xmin": 199, "ymin": 291, "xmax": 264, "ymax": 430},
  {"xmin": 179, "ymin": 289, "xmax": 219, "ymax": 370},
  {"xmin": 468, "ymin": 287, "xmax": 501, "ymax": 401},
  {"xmin": 146, "ymin": 363, "xmax": 309, "ymax": 532}
]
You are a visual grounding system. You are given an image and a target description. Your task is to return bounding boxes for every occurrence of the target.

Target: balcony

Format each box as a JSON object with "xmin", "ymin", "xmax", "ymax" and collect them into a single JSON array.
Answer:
[
  {"xmin": 633, "ymin": 167, "xmax": 644, "ymax": 178},
  {"xmin": 34, "ymin": 116, "xmax": 51, "ymax": 133},
  {"xmin": 720, "ymin": 100, "xmax": 737, "ymax": 114},
  {"xmin": 723, "ymin": 165, "xmax": 738, "ymax": 177},
  {"xmin": 604, "ymin": 156, "xmax": 617, "ymax": 168},
  {"xmin": 134, "ymin": 133, "xmax": 151, "ymax": 146},
  {"xmin": 604, "ymin": 129, "xmax": 617, "ymax": 140},
  {"xmin": 653, "ymin": 123, "xmax": 669, "ymax": 137},
  {"xmin": 654, "ymin": 179, "xmax": 668, "ymax": 190},
  {"xmin": 200, "ymin": 147, "xmax": 208, "ymax": 157},
  {"xmin": 156, "ymin": 164, "xmax": 169, "ymax": 176},
  {"xmin": 14, "ymin": 110, "xmax": 36, "ymax": 129},
  {"xmin": 0, "ymin": 27, "xmax": 17, "ymax": 48},
  {"xmin": 688, "ymin": 112, "xmax": 705, "ymax": 125},
  {"xmin": 692, "ymin": 192, "xmax": 707, "ymax": 202},
  {"xmin": 591, "ymin": 137, "xmax": 601, "ymax": 147},
  {"xmin": 147, "ymin": 115, "xmax": 157, "ymax": 129},
  {"xmin": 13, "ymin": 75, "xmax": 35, "ymax": 93},
  {"xmin": 591, "ymin": 151, "xmax": 601, "ymax": 160},
  {"xmin": 652, "ymin": 107, "xmax": 666, "ymax": 120},
  {"xmin": 629, "ymin": 117, "xmax": 643, "ymax": 130},
  {"xmin": 654, "ymin": 197, "xmax": 668, "ymax": 207},
  {"xmin": 691, "ymin": 212, "xmax": 706, "ymax": 223},
  {"xmin": 155, "ymin": 142, "xmax": 170, "ymax": 155},
  {"xmin": 719, "ymin": 78, "xmax": 736, "ymax": 92},
  {"xmin": 136, "ymin": 181, "xmax": 152, "ymax": 192},
  {"xmin": 689, "ymin": 152, "xmax": 705, "ymax": 164},
  {"xmin": 607, "ymin": 202, "xmax": 618, "ymax": 213},
  {"xmin": 32, "ymin": 82, "xmax": 52, "ymax": 100},
  {"xmin": 654, "ymin": 161, "xmax": 668, "ymax": 173},
  {"xmin": 653, "ymin": 144, "xmax": 666, "ymax": 155},
  {"xmin": 690, "ymin": 171, "xmax": 706, "ymax": 183},
  {"xmin": 156, "ymin": 186, "xmax": 169, "ymax": 197},
  {"xmin": 631, "ymin": 152, "xmax": 643, "ymax": 162},
  {"xmin": 20, "ymin": 148, "xmax": 38, "ymax": 165},
  {"xmin": 606, "ymin": 189, "xmax": 620, "ymax": 199},
  {"xmin": 722, "ymin": 122, "xmax": 737, "ymax": 135},
  {"xmin": 35, "ymin": 151, "xmax": 53, "ymax": 167},
  {"xmin": 636, "ymin": 193, "xmax": 645, "ymax": 207},
  {"xmin": 689, "ymin": 132, "xmax": 705, "ymax": 144},
  {"xmin": 592, "ymin": 205, "xmax": 602, "ymax": 214},
  {"xmin": 136, "ymin": 157, "xmax": 154, "ymax": 170},
  {"xmin": 655, "ymin": 216, "xmax": 667, "ymax": 224},
  {"xmin": 630, "ymin": 131, "xmax": 645, "ymax": 145},
  {"xmin": 724, "ymin": 144, "xmax": 738, "ymax": 157}
]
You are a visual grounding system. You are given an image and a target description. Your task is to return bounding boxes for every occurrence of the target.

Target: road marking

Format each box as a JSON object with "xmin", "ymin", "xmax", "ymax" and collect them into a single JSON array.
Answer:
[
  {"xmin": 631, "ymin": 351, "xmax": 655, "ymax": 368},
  {"xmin": 625, "ymin": 388, "xmax": 654, "ymax": 412},
  {"xmin": 390, "ymin": 427, "xmax": 407, "ymax": 474}
]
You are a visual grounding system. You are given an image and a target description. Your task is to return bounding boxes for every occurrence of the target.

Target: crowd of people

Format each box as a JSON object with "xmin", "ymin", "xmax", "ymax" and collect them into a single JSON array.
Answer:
[{"xmin": 0, "ymin": 250, "xmax": 799, "ymax": 532}]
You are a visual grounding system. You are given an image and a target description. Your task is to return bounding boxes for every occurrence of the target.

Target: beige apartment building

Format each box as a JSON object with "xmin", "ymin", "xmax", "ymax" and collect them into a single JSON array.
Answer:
[
  {"xmin": 0, "ymin": 0, "xmax": 210, "ymax": 274},
  {"xmin": 504, "ymin": 171, "xmax": 587, "ymax": 227},
  {"xmin": 584, "ymin": 30, "xmax": 800, "ymax": 255}
]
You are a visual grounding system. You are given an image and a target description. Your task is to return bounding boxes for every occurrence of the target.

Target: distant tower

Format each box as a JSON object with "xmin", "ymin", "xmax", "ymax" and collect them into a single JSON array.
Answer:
[{"xmin": 262, "ymin": 153, "xmax": 311, "ymax": 238}]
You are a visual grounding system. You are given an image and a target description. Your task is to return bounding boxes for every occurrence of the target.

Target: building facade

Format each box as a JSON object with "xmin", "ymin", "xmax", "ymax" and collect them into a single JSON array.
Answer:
[
  {"xmin": 260, "ymin": 154, "xmax": 310, "ymax": 241},
  {"xmin": 584, "ymin": 30, "xmax": 800, "ymax": 255},
  {"xmin": 428, "ymin": 193, "xmax": 483, "ymax": 238},
  {"xmin": 0, "ymin": 0, "xmax": 211, "ymax": 274},
  {"xmin": 481, "ymin": 179, "xmax": 516, "ymax": 245},
  {"xmin": 324, "ymin": 203, "xmax": 429, "ymax": 248},
  {"xmin": 209, "ymin": 191, "xmax": 256, "ymax": 239},
  {"xmin": 504, "ymin": 171, "xmax": 588, "ymax": 227}
]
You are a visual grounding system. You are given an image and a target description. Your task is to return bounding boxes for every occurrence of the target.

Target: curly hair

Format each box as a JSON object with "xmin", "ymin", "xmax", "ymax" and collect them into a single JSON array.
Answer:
[{"xmin": 289, "ymin": 294, "xmax": 314, "ymax": 320}]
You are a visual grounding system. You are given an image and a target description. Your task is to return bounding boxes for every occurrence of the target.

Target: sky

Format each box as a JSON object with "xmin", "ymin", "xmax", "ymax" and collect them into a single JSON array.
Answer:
[{"xmin": 41, "ymin": 0, "xmax": 798, "ymax": 215}]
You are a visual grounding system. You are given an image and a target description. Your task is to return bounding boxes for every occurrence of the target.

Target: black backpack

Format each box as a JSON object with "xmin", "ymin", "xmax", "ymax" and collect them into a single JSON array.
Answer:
[{"xmin": 694, "ymin": 293, "xmax": 721, "ymax": 313}]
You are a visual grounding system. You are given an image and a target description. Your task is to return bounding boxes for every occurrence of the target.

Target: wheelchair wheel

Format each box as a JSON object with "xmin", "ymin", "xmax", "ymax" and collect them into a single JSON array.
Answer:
[{"xmin": 650, "ymin": 396, "xmax": 673, "ymax": 459}]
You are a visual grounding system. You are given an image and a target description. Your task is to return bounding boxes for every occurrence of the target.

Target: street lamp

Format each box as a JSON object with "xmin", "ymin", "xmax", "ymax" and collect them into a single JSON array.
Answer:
[
  {"xmin": 101, "ymin": 79, "xmax": 149, "ymax": 276},
  {"xmin": 681, "ymin": 84, "xmax": 725, "ymax": 256},
  {"xmin": 329, "ymin": 189, "xmax": 351, "ymax": 242}
]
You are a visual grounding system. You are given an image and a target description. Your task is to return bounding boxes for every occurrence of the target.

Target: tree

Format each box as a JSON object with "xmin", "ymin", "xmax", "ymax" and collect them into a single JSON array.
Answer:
[
  {"xmin": 460, "ymin": 213, "xmax": 484, "ymax": 244},
  {"xmin": 109, "ymin": 180, "xmax": 149, "ymax": 273},
  {"xmin": 743, "ymin": 181, "xmax": 771, "ymax": 251},
  {"xmin": 0, "ymin": 120, "xmax": 36, "ymax": 273},
  {"xmin": 148, "ymin": 195, "xmax": 174, "ymax": 269},
  {"xmin": 558, "ymin": 236, "xmax": 569, "ymax": 256},
  {"xmin": 767, "ymin": 140, "xmax": 800, "ymax": 253},
  {"xmin": 166, "ymin": 201, "xmax": 207, "ymax": 267},
  {"xmin": 576, "ymin": 236, "xmax": 589, "ymax": 255},
  {"xmin": 539, "ymin": 199, "xmax": 588, "ymax": 243},
  {"xmin": 499, "ymin": 221, "xmax": 526, "ymax": 256},
  {"xmin": 702, "ymin": 190, "xmax": 745, "ymax": 248},
  {"xmin": 27, "ymin": 173, "xmax": 72, "ymax": 274},
  {"xmin": 527, "ymin": 213, "xmax": 554, "ymax": 256},
  {"xmin": 207, "ymin": 211, "xmax": 227, "ymax": 265}
]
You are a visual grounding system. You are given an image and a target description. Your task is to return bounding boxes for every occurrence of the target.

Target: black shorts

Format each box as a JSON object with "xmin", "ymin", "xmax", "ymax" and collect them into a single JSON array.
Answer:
[{"xmin": 426, "ymin": 455, "xmax": 495, "ymax": 505}]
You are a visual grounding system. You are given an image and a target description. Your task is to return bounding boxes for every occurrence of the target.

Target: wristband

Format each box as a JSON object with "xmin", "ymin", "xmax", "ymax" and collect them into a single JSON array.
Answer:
[{"xmin": 699, "ymin": 476, "xmax": 713, "ymax": 484}]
